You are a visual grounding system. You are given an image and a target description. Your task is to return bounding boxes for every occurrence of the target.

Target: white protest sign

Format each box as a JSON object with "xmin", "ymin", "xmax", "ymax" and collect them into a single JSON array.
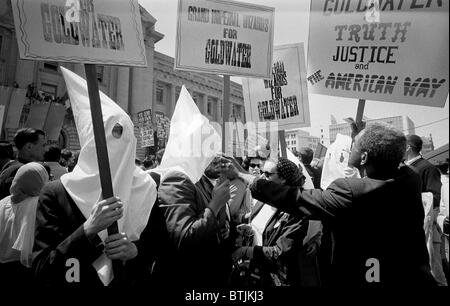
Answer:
[
  {"xmin": 243, "ymin": 43, "xmax": 311, "ymax": 131},
  {"xmin": 307, "ymin": 0, "xmax": 449, "ymax": 107},
  {"xmin": 175, "ymin": 0, "xmax": 274, "ymax": 77},
  {"xmin": 11, "ymin": 0, "xmax": 147, "ymax": 66}
]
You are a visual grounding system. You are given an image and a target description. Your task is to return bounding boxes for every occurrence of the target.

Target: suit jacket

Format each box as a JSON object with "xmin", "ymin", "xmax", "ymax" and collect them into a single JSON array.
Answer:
[
  {"xmin": 0, "ymin": 160, "xmax": 23, "ymax": 200},
  {"xmin": 409, "ymin": 157, "xmax": 442, "ymax": 208},
  {"xmin": 33, "ymin": 180, "xmax": 158, "ymax": 286},
  {"xmin": 250, "ymin": 166, "xmax": 436, "ymax": 286},
  {"xmin": 251, "ymin": 201, "xmax": 308, "ymax": 286},
  {"xmin": 157, "ymin": 171, "xmax": 232, "ymax": 288}
]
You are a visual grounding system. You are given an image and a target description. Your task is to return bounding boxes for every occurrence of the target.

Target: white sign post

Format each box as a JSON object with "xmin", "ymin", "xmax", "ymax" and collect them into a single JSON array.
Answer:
[{"xmin": 307, "ymin": 0, "xmax": 449, "ymax": 107}]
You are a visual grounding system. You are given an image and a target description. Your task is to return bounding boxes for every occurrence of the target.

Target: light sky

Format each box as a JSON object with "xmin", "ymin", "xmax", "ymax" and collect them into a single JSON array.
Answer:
[{"xmin": 140, "ymin": 0, "xmax": 449, "ymax": 147}]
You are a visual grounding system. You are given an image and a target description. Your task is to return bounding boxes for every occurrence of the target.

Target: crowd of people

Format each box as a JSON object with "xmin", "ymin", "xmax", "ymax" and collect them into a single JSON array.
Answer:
[{"xmin": 0, "ymin": 122, "xmax": 448, "ymax": 288}]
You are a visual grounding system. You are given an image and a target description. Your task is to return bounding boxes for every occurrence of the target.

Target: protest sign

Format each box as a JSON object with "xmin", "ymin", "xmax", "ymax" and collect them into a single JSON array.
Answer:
[
  {"xmin": 307, "ymin": 0, "xmax": 449, "ymax": 107},
  {"xmin": 243, "ymin": 43, "xmax": 311, "ymax": 131},
  {"xmin": 11, "ymin": 0, "xmax": 147, "ymax": 66},
  {"xmin": 175, "ymin": 0, "xmax": 274, "ymax": 78}
]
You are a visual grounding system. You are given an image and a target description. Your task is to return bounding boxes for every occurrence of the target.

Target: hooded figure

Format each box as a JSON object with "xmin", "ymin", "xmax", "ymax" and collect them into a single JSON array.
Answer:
[
  {"xmin": 0, "ymin": 162, "xmax": 49, "ymax": 266},
  {"xmin": 32, "ymin": 67, "xmax": 157, "ymax": 286},
  {"xmin": 0, "ymin": 162, "xmax": 48, "ymax": 286}
]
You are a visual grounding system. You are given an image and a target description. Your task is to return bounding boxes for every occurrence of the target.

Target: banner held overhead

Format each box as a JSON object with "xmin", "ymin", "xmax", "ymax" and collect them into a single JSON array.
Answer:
[
  {"xmin": 243, "ymin": 43, "xmax": 311, "ymax": 131},
  {"xmin": 307, "ymin": 0, "xmax": 449, "ymax": 108},
  {"xmin": 11, "ymin": 0, "xmax": 147, "ymax": 66},
  {"xmin": 175, "ymin": 0, "xmax": 275, "ymax": 78}
]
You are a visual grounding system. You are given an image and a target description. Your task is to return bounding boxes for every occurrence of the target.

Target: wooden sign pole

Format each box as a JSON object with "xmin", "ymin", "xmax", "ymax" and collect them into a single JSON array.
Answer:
[
  {"xmin": 84, "ymin": 64, "xmax": 119, "ymax": 235},
  {"xmin": 355, "ymin": 99, "xmax": 366, "ymax": 129},
  {"xmin": 222, "ymin": 75, "xmax": 230, "ymax": 153},
  {"xmin": 278, "ymin": 129, "xmax": 287, "ymax": 158}
]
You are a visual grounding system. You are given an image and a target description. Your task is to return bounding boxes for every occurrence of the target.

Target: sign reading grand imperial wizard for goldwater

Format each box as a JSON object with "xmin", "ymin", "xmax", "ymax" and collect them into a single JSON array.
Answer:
[
  {"xmin": 11, "ymin": 0, "xmax": 147, "ymax": 66},
  {"xmin": 307, "ymin": 0, "xmax": 449, "ymax": 107},
  {"xmin": 175, "ymin": 0, "xmax": 275, "ymax": 78}
]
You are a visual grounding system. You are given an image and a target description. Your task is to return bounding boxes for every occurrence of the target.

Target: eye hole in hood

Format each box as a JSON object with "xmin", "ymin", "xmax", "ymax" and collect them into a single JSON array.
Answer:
[{"xmin": 112, "ymin": 123, "xmax": 123, "ymax": 139}]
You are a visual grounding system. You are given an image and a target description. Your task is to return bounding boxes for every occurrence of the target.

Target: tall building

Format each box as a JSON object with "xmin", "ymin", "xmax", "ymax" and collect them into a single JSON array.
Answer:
[
  {"xmin": 285, "ymin": 129, "xmax": 321, "ymax": 153},
  {"xmin": 329, "ymin": 115, "xmax": 416, "ymax": 144},
  {"xmin": 0, "ymin": 2, "xmax": 245, "ymax": 159}
]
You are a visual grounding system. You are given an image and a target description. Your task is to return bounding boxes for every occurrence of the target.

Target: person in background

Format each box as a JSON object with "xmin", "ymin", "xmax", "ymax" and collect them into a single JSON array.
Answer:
[
  {"xmin": 437, "ymin": 160, "xmax": 449, "ymax": 283},
  {"xmin": 67, "ymin": 151, "xmax": 79, "ymax": 172},
  {"xmin": 44, "ymin": 145, "xmax": 68, "ymax": 180},
  {"xmin": 142, "ymin": 157, "xmax": 155, "ymax": 171},
  {"xmin": 0, "ymin": 128, "xmax": 46, "ymax": 200},
  {"xmin": 135, "ymin": 158, "xmax": 142, "ymax": 168},
  {"xmin": 59, "ymin": 149, "xmax": 73, "ymax": 168},
  {"xmin": 0, "ymin": 141, "xmax": 14, "ymax": 172},
  {"xmin": 299, "ymin": 147, "xmax": 322, "ymax": 189},
  {"xmin": 405, "ymin": 135, "xmax": 442, "ymax": 208},
  {"xmin": 248, "ymin": 156, "xmax": 265, "ymax": 177},
  {"xmin": 232, "ymin": 158, "xmax": 308, "ymax": 287},
  {"xmin": 246, "ymin": 123, "xmax": 436, "ymax": 286},
  {"xmin": 155, "ymin": 149, "xmax": 165, "ymax": 167},
  {"xmin": 157, "ymin": 155, "xmax": 232, "ymax": 288},
  {"xmin": 0, "ymin": 162, "xmax": 49, "ymax": 286}
]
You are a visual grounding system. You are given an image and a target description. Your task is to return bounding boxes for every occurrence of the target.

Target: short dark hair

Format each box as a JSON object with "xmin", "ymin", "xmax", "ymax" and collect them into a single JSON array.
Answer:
[
  {"xmin": 44, "ymin": 145, "xmax": 62, "ymax": 162},
  {"xmin": 299, "ymin": 147, "xmax": 314, "ymax": 165},
  {"xmin": 60, "ymin": 149, "xmax": 72, "ymax": 160},
  {"xmin": 406, "ymin": 134, "xmax": 423, "ymax": 153},
  {"xmin": 143, "ymin": 158, "xmax": 154, "ymax": 169},
  {"xmin": 13, "ymin": 128, "xmax": 46, "ymax": 150},
  {"xmin": 0, "ymin": 141, "xmax": 14, "ymax": 160},
  {"xmin": 356, "ymin": 123, "xmax": 406, "ymax": 170}
]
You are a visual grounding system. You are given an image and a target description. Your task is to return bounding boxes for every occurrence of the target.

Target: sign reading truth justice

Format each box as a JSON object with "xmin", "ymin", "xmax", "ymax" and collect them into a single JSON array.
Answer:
[
  {"xmin": 307, "ymin": 0, "xmax": 449, "ymax": 107},
  {"xmin": 175, "ymin": 0, "xmax": 275, "ymax": 78},
  {"xmin": 11, "ymin": 0, "xmax": 147, "ymax": 66}
]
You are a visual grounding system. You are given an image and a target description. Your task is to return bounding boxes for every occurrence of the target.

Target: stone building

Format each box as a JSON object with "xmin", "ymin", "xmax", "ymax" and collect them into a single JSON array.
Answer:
[{"xmin": 0, "ymin": 2, "xmax": 245, "ymax": 159}]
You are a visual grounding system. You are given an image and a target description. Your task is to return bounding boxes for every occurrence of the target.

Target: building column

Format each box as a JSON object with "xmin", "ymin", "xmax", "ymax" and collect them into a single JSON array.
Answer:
[
  {"xmin": 169, "ymin": 84, "xmax": 176, "ymax": 117},
  {"xmin": 115, "ymin": 67, "xmax": 129, "ymax": 112}
]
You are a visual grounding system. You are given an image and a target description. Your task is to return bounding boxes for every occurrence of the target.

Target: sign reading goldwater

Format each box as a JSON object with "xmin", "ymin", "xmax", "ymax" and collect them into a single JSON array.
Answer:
[
  {"xmin": 175, "ymin": 0, "xmax": 275, "ymax": 78},
  {"xmin": 307, "ymin": 0, "xmax": 449, "ymax": 107},
  {"xmin": 11, "ymin": 0, "xmax": 147, "ymax": 66},
  {"xmin": 243, "ymin": 43, "xmax": 311, "ymax": 130}
]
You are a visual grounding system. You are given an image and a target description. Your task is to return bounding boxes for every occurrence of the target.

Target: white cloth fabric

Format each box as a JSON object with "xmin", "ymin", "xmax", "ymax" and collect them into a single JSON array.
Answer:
[
  {"xmin": 251, "ymin": 204, "xmax": 277, "ymax": 246},
  {"xmin": 0, "ymin": 162, "xmax": 48, "ymax": 267},
  {"xmin": 60, "ymin": 67, "xmax": 157, "ymax": 286},
  {"xmin": 159, "ymin": 86, "xmax": 221, "ymax": 184},
  {"xmin": 286, "ymin": 148, "xmax": 323, "ymax": 246},
  {"xmin": 405, "ymin": 155, "xmax": 422, "ymax": 166},
  {"xmin": 321, "ymin": 134, "xmax": 360, "ymax": 190}
]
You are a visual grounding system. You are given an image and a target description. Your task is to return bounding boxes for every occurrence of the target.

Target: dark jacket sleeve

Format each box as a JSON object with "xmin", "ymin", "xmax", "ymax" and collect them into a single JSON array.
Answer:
[
  {"xmin": 32, "ymin": 183, "xmax": 104, "ymax": 284},
  {"xmin": 423, "ymin": 166, "xmax": 442, "ymax": 208},
  {"xmin": 249, "ymin": 178, "xmax": 354, "ymax": 222},
  {"xmin": 158, "ymin": 171, "xmax": 220, "ymax": 250},
  {"xmin": 253, "ymin": 216, "xmax": 308, "ymax": 265}
]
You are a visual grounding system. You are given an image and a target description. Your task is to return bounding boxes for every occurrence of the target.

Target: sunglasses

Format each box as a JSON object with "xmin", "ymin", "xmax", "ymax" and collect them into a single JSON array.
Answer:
[
  {"xmin": 262, "ymin": 171, "xmax": 277, "ymax": 177},
  {"xmin": 249, "ymin": 163, "xmax": 262, "ymax": 168}
]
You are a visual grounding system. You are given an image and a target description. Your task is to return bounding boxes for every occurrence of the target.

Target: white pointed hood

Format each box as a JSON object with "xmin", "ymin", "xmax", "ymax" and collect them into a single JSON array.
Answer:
[
  {"xmin": 158, "ymin": 86, "xmax": 221, "ymax": 183},
  {"xmin": 60, "ymin": 67, "xmax": 156, "ymax": 284}
]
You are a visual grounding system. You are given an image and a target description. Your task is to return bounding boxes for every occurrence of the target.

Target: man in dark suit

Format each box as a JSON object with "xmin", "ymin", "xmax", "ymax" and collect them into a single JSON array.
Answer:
[
  {"xmin": 157, "ymin": 156, "xmax": 232, "ymax": 288},
  {"xmin": 405, "ymin": 134, "xmax": 442, "ymax": 208},
  {"xmin": 244, "ymin": 123, "xmax": 435, "ymax": 286},
  {"xmin": 299, "ymin": 147, "xmax": 322, "ymax": 189},
  {"xmin": 0, "ymin": 128, "xmax": 46, "ymax": 200}
]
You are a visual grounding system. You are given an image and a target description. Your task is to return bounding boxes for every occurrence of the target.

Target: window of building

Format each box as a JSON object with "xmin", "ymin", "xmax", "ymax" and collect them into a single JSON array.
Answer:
[
  {"xmin": 41, "ymin": 83, "xmax": 57, "ymax": 97},
  {"xmin": 96, "ymin": 66, "xmax": 104, "ymax": 83},
  {"xmin": 43, "ymin": 62, "xmax": 58, "ymax": 72},
  {"xmin": 156, "ymin": 86, "xmax": 164, "ymax": 105},
  {"xmin": 207, "ymin": 101, "xmax": 213, "ymax": 115}
]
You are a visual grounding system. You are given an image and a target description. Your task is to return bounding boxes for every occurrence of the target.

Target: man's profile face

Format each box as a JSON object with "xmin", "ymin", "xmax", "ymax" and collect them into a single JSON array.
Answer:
[
  {"xmin": 29, "ymin": 134, "xmax": 46, "ymax": 161},
  {"xmin": 348, "ymin": 134, "xmax": 363, "ymax": 170}
]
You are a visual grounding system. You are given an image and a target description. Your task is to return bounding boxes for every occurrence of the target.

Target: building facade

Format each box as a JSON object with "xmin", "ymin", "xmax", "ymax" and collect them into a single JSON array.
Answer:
[
  {"xmin": 329, "ymin": 115, "xmax": 416, "ymax": 144},
  {"xmin": 0, "ymin": 3, "xmax": 245, "ymax": 159},
  {"xmin": 285, "ymin": 129, "xmax": 321, "ymax": 153}
]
